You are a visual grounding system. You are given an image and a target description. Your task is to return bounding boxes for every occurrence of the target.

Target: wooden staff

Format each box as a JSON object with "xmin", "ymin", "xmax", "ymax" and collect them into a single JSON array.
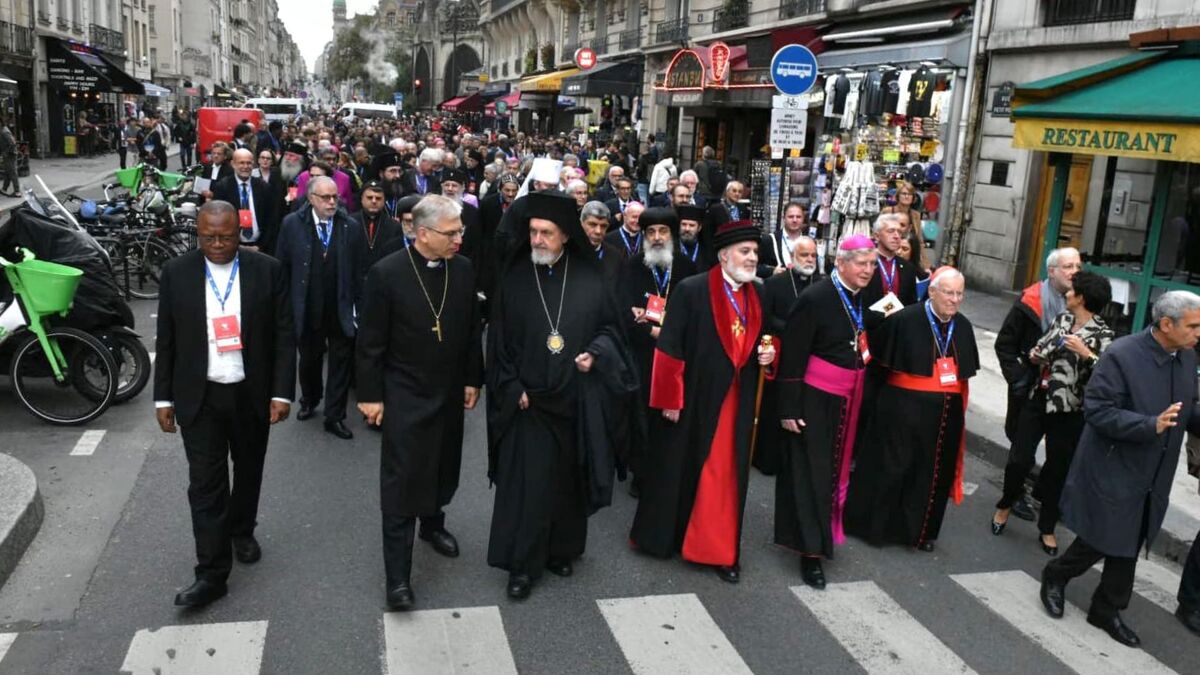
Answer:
[{"xmin": 749, "ymin": 334, "xmax": 774, "ymax": 464}]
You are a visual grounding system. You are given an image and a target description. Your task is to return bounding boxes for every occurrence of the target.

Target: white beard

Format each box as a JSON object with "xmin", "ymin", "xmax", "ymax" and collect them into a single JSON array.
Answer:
[
  {"xmin": 728, "ymin": 266, "xmax": 756, "ymax": 284},
  {"xmin": 530, "ymin": 248, "xmax": 559, "ymax": 266},
  {"xmin": 796, "ymin": 263, "xmax": 817, "ymax": 276},
  {"xmin": 643, "ymin": 244, "xmax": 674, "ymax": 270},
  {"xmin": 280, "ymin": 158, "xmax": 303, "ymax": 182}
]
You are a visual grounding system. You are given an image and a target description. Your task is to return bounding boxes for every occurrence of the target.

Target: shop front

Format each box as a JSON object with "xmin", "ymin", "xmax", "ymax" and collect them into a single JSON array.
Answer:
[
  {"xmin": 560, "ymin": 60, "xmax": 644, "ymax": 144},
  {"xmin": 44, "ymin": 38, "xmax": 143, "ymax": 157},
  {"xmin": 517, "ymin": 68, "xmax": 580, "ymax": 136},
  {"xmin": 1, "ymin": 24, "xmax": 36, "ymax": 163},
  {"xmin": 1010, "ymin": 39, "xmax": 1200, "ymax": 334}
]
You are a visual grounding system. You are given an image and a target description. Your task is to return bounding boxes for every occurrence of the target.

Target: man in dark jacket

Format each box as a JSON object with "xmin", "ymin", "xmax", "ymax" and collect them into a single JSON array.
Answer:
[
  {"xmin": 993, "ymin": 247, "xmax": 1080, "ymax": 522},
  {"xmin": 355, "ymin": 180, "xmax": 404, "ymax": 268},
  {"xmin": 211, "ymin": 149, "xmax": 279, "ymax": 254},
  {"xmin": 1040, "ymin": 290, "xmax": 1200, "ymax": 647}
]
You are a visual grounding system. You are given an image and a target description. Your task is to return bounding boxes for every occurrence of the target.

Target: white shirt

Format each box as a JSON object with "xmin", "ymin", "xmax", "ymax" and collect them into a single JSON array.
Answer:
[
  {"xmin": 236, "ymin": 177, "xmax": 260, "ymax": 243},
  {"xmin": 210, "ymin": 163, "xmax": 222, "ymax": 180}
]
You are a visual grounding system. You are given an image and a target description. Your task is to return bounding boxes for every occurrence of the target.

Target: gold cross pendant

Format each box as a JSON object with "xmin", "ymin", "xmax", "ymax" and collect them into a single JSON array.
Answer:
[
  {"xmin": 432, "ymin": 319, "xmax": 443, "ymax": 343},
  {"xmin": 731, "ymin": 320, "xmax": 745, "ymax": 337}
]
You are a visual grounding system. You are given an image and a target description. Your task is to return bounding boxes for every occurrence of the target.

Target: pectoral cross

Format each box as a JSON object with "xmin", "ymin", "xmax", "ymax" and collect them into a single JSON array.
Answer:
[
  {"xmin": 432, "ymin": 319, "xmax": 443, "ymax": 343},
  {"xmin": 731, "ymin": 320, "xmax": 745, "ymax": 337}
]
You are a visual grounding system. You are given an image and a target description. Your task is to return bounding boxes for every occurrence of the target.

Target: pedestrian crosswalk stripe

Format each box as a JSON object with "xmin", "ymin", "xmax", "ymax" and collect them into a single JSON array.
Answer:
[
  {"xmin": 952, "ymin": 571, "xmax": 1177, "ymax": 674},
  {"xmin": 0, "ymin": 633, "xmax": 16, "ymax": 665},
  {"xmin": 1094, "ymin": 555, "xmax": 1183, "ymax": 615},
  {"xmin": 597, "ymin": 593, "xmax": 754, "ymax": 675},
  {"xmin": 382, "ymin": 606, "xmax": 516, "ymax": 675},
  {"xmin": 792, "ymin": 581, "xmax": 977, "ymax": 674},
  {"xmin": 70, "ymin": 429, "xmax": 105, "ymax": 456},
  {"xmin": 119, "ymin": 620, "xmax": 268, "ymax": 675}
]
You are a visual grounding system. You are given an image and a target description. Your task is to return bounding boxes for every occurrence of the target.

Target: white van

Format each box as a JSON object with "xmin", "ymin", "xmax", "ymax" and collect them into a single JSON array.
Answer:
[
  {"xmin": 337, "ymin": 102, "xmax": 399, "ymax": 121},
  {"xmin": 243, "ymin": 98, "xmax": 303, "ymax": 122}
]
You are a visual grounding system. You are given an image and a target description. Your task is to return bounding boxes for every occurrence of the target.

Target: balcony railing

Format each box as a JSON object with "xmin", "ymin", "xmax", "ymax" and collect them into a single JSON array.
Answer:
[
  {"xmin": 72, "ymin": 21, "xmax": 84, "ymax": 34},
  {"xmin": 607, "ymin": 9, "xmax": 626, "ymax": 26},
  {"xmin": 712, "ymin": 4, "xmax": 748, "ymax": 33},
  {"xmin": 90, "ymin": 23, "xmax": 126, "ymax": 55},
  {"xmin": 0, "ymin": 21, "xmax": 34, "ymax": 56},
  {"xmin": 780, "ymin": 0, "xmax": 825, "ymax": 19},
  {"xmin": 654, "ymin": 17, "xmax": 688, "ymax": 44},
  {"xmin": 57, "ymin": 17, "xmax": 69, "ymax": 30},
  {"xmin": 619, "ymin": 28, "xmax": 640, "ymax": 51},
  {"xmin": 37, "ymin": 11, "xmax": 50, "ymax": 26},
  {"xmin": 589, "ymin": 36, "xmax": 608, "ymax": 56},
  {"xmin": 1044, "ymin": 0, "xmax": 1135, "ymax": 26}
]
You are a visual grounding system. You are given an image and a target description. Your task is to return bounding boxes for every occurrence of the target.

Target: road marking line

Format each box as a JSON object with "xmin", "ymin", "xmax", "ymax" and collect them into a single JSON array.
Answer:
[
  {"xmin": 0, "ymin": 633, "xmax": 16, "ymax": 664},
  {"xmin": 792, "ymin": 581, "xmax": 976, "ymax": 674},
  {"xmin": 149, "ymin": 351, "xmax": 155, "ymax": 364},
  {"xmin": 1093, "ymin": 556, "xmax": 1182, "ymax": 614},
  {"xmin": 120, "ymin": 620, "xmax": 267, "ymax": 675},
  {"xmin": 597, "ymin": 593, "xmax": 753, "ymax": 675},
  {"xmin": 952, "ymin": 570, "xmax": 1176, "ymax": 674},
  {"xmin": 382, "ymin": 605, "xmax": 516, "ymax": 675},
  {"xmin": 962, "ymin": 481, "xmax": 979, "ymax": 496},
  {"xmin": 70, "ymin": 430, "xmax": 106, "ymax": 456}
]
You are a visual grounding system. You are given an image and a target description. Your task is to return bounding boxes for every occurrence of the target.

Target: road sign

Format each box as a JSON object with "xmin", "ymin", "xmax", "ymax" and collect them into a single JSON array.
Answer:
[
  {"xmin": 772, "ymin": 94, "xmax": 808, "ymax": 110},
  {"xmin": 769, "ymin": 108, "xmax": 807, "ymax": 149},
  {"xmin": 393, "ymin": 92, "xmax": 404, "ymax": 108},
  {"xmin": 574, "ymin": 47, "xmax": 597, "ymax": 71},
  {"xmin": 770, "ymin": 44, "xmax": 819, "ymax": 96},
  {"xmin": 495, "ymin": 99, "xmax": 509, "ymax": 114}
]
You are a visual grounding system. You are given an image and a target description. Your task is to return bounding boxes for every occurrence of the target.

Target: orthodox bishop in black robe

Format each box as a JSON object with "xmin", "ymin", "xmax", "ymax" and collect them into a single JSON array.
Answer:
[
  {"xmin": 675, "ymin": 204, "xmax": 713, "ymax": 274},
  {"xmin": 845, "ymin": 272, "xmax": 978, "ymax": 549}
]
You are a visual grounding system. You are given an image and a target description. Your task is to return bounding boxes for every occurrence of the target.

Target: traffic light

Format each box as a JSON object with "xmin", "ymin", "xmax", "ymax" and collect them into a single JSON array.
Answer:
[{"xmin": 414, "ymin": 78, "xmax": 423, "ymax": 92}]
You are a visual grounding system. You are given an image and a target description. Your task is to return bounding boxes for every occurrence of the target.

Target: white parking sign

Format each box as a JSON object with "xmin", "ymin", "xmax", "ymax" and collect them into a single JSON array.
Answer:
[{"xmin": 770, "ymin": 108, "xmax": 807, "ymax": 149}]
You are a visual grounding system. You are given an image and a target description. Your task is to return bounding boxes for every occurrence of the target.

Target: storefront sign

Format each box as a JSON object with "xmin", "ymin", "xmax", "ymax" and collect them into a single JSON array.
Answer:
[
  {"xmin": 1012, "ymin": 117, "xmax": 1200, "ymax": 163},
  {"xmin": 990, "ymin": 81, "xmax": 1014, "ymax": 117},
  {"xmin": 709, "ymin": 43, "xmax": 730, "ymax": 84},
  {"xmin": 575, "ymin": 48, "xmax": 597, "ymax": 71},
  {"xmin": 769, "ymin": 108, "xmax": 807, "ymax": 149},
  {"xmin": 770, "ymin": 44, "xmax": 818, "ymax": 96},
  {"xmin": 663, "ymin": 49, "xmax": 704, "ymax": 91},
  {"xmin": 670, "ymin": 91, "xmax": 703, "ymax": 106}
]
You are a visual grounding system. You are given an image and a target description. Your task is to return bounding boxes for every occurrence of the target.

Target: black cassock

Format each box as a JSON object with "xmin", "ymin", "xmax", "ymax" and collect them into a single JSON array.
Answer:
[
  {"xmin": 862, "ymin": 253, "xmax": 919, "ymax": 320},
  {"xmin": 844, "ymin": 302, "xmax": 978, "ymax": 547},
  {"xmin": 754, "ymin": 269, "xmax": 820, "ymax": 475},
  {"xmin": 486, "ymin": 252, "xmax": 622, "ymax": 578},
  {"xmin": 676, "ymin": 240, "xmax": 714, "ymax": 273},
  {"xmin": 356, "ymin": 248, "xmax": 484, "ymax": 518},
  {"xmin": 775, "ymin": 279, "xmax": 868, "ymax": 559}
]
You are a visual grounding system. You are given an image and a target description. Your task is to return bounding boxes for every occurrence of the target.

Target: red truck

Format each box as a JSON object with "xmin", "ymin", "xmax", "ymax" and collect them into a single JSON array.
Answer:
[{"xmin": 196, "ymin": 107, "xmax": 264, "ymax": 160}]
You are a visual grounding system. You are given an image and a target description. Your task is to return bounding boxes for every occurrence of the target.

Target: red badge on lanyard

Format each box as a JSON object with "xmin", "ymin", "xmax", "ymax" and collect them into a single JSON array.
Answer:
[
  {"xmin": 858, "ymin": 331, "xmax": 871, "ymax": 364},
  {"xmin": 645, "ymin": 294, "xmax": 666, "ymax": 324},
  {"xmin": 936, "ymin": 357, "xmax": 958, "ymax": 386}
]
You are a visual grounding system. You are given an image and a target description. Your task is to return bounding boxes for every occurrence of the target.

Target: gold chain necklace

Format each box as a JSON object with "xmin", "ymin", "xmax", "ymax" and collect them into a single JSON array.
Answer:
[
  {"xmin": 407, "ymin": 248, "xmax": 449, "ymax": 342},
  {"xmin": 533, "ymin": 254, "xmax": 569, "ymax": 354}
]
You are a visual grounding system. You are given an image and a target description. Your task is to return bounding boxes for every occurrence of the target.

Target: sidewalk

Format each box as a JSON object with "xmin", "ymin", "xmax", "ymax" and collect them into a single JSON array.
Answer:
[
  {"xmin": 0, "ymin": 146, "xmax": 182, "ymax": 215},
  {"xmin": 963, "ymin": 287, "xmax": 1200, "ymax": 563}
]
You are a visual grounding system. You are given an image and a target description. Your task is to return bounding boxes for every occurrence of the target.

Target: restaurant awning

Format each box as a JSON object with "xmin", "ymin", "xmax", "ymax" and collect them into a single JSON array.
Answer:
[
  {"xmin": 519, "ymin": 68, "xmax": 581, "ymax": 94},
  {"xmin": 212, "ymin": 84, "xmax": 240, "ymax": 101},
  {"xmin": 816, "ymin": 32, "xmax": 971, "ymax": 71},
  {"xmin": 485, "ymin": 91, "xmax": 520, "ymax": 115},
  {"xmin": 141, "ymin": 81, "xmax": 171, "ymax": 97},
  {"xmin": 45, "ymin": 38, "xmax": 143, "ymax": 95},
  {"xmin": 1011, "ymin": 48, "xmax": 1200, "ymax": 163},
  {"xmin": 440, "ymin": 92, "xmax": 483, "ymax": 112},
  {"xmin": 561, "ymin": 61, "xmax": 644, "ymax": 97}
]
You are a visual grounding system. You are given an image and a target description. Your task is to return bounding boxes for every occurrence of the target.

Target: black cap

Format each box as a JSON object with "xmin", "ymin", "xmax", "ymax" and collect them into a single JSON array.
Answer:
[
  {"xmin": 639, "ymin": 207, "xmax": 679, "ymax": 236},
  {"xmin": 526, "ymin": 191, "xmax": 585, "ymax": 243},
  {"xmin": 675, "ymin": 204, "xmax": 706, "ymax": 223},
  {"xmin": 396, "ymin": 195, "xmax": 422, "ymax": 216},
  {"xmin": 711, "ymin": 220, "xmax": 761, "ymax": 252},
  {"xmin": 362, "ymin": 180, "xmax": 385, "ymax": 194},
  {"xmin": 286, "ymin": 141, "xmax": 307, "ymax": 156},
  {"xmin": 441, "ymin": 168, "xmax": 468, "ymax": 185}
]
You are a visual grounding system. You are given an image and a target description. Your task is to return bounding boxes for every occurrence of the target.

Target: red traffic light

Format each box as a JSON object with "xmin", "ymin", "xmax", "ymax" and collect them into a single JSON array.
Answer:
[{"xmin": 414, "ymin": 79, "xmax": 423, "ymax": 90}]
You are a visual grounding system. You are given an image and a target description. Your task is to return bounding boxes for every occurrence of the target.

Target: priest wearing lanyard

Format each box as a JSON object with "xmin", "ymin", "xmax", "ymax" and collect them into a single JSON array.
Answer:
[
  {"xmin": 775, "ymin": 234, "xmax": 878, "ymax": 590},
  {"xmin": 844, "ymin": 267, "xmax": 978, "ymax": 552},
  {"xmin": 862, "ymin": 213, "xmax": 919, "ymax": 314},
  {"xmin": 604, "ymin": 199, "xmax": 645, "ymax": 260},
  {"xmin": 356, "ymin": 195, "xmax": 484, "ymax": 611},
  {"xmin": 581, "ymin": 200, "xmax": 623, "ymax": 284},
  {"xmin": 354, "ymin": 180, "xmax": 404, "ymax": 268},
  {"xmin": 154, "ymin": 201, "xmax": 295, "ymax": 607},
  {"xmin": 674, "ymin": 204, "xmax": 712, "ymax": 273},
  {"xmin": 630, "ymin": 219, "xmax": 777, "ymax": 584}
]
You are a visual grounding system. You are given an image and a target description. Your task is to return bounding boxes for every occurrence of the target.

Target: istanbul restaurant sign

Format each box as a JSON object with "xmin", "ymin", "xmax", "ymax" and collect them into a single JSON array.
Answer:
[{"xmin": 1013, "ymin": 116, "xmax": 1200, "ymax": 163}]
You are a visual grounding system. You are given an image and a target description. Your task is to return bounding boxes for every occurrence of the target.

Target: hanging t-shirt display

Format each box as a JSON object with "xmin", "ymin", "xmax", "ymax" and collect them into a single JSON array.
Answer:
[
  {"xmin": 830, "ymin": 74, "xmax": 851, "ymax": 116},
  {"xmin": 859, "ymin": 70, "xmax": 886, "ymax": 117},
  {"xmin": 907, "ymin": 67, "xmax": 938, "ymax": 118},
  {"xmin": 881, "ymin": 69, "xmax": 902, "ymax": 114},
  {"xmin": 896, "ymin": 70, "xmax": 913, "ymax": 115}
]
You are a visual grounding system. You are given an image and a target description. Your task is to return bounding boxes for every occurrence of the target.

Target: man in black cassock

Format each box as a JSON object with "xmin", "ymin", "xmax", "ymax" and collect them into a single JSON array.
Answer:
[
  {"xmin": 844, "ymin": 268, "xmax": 978, "ymax": 551},
  {"xmin": 755, "ymin": 235, "xmax": 821, "ymax": 475},
  {"xmin": 862, "ymin": 214, "xmax": 919, "ymax": 312},
  {"xmin": 674, "ymin": 204, "xmax": 712, "ymax": 273},
  {"xmin": 355, "ymin": 180, "xmax": 404, "ymax": 269},
  {"xmin": 581, "ymin": 200, "xmax": 624, "ymax": 285},
  {"xmin": 357, "ymin": 195, "xmax": 484, "ymax": 611},
  {"xmin": 486, "ymin": 191, "xmax": 625, "ymax": 600},
  {"xmin": 617, "ymin": 207, "xmax": 696, "ymax": 495},
  {"xmin": 605, "ymin": 200, "xmax": 645, "ymax": 261},
  {"xmin": 376, "ymin": 195, "xmax": 423, "ymax": 259},
  {"xmin": 776, "ymin": 235, "xmax": 878, "ymax": 589},
  {"xmin": 629, "ymin": 219, "xmax": 777, "ymax": 583}
]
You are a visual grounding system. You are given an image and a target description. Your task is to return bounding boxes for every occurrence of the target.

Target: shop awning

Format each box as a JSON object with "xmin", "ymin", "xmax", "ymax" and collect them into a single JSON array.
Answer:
[
  {"xmin": 440, "ymin": 92, "xmax": 483, "ymax": 112},
  {"xmin": 1011, "ymin": 49, "xmax": 1200, "ymax": 163},
  {"xmin": 45, "ymin": 38, "xmax": 143, "ymax": 95},
  {"xmin": 519, "ymin": 68, "xmax": 581, "ymax": 94},
  {"xmin": 816, "ymin": 32, "xmax": 971, "ymax": 71},
  {"xmin": 141, "ymin": 81, "xmax": 171, "ymax": 97},
  {"xmin": 212, "ymin": 84, "xmax": 240, "ymax": 101},
  {"xmin": 561, "ymin": 61, "xmax": 644, "ymax": 97},
  {"xmin": 485, "ymin": 91, "xmax": 520, "ymax": 115}
]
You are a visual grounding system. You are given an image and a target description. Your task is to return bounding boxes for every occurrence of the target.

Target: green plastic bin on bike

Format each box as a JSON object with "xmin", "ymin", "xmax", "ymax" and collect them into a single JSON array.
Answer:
[{"xmin": 12, "ymin": 258, "xmax": 82, "ymax": 316}]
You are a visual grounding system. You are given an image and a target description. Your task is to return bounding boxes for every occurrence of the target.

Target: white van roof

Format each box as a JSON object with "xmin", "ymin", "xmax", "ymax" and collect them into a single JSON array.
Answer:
[{"xmin": 245, "ymin": 97, "xmax": 302, "ymax": 105}]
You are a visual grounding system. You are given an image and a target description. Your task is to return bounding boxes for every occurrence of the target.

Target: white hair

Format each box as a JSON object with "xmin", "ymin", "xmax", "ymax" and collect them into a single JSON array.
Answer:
[
  {"xmin": 581, "ymin": 200, "xmax": 610, "ymax": 222},
  {"xmin": 1152, "ymin": 290, "xmax": 1200, "ymax": 324},
  {"xmin": 412, "ymin": 194, "xmax": 463, "ymax": 231},
  {"xmin": 1046, "ymin": 247, "xmax": 1080, "ymax": 269},
  {"xmin": 566, "ymin": 179, "xmax": 588, "ymax": 193},
  {"xmin": 679, "ymin": 169, "xmax": 698, "ymax": 182},
  {"xmin": 419, "ymin": 147, "xmax": 443, "ymax": 164},
  {"xmin": 872, "ymin": 212, "xmax": 904, "ymax": 234},
  {"xmin": 388, "ymin": 138, "xmax": 405, "ymax": 152},
  {"xmin": 929, "ymin": 267, "xmax": 965, "ymax": 291}
]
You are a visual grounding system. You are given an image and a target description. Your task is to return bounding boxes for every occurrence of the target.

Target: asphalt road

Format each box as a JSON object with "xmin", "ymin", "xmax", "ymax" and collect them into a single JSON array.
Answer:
[{"xmin": 0, "ymin": 210, "xmax": 1195, "ymax": 672}]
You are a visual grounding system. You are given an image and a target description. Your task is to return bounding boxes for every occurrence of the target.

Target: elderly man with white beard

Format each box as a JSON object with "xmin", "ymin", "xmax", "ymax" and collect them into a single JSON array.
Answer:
[{"xmin": 630, "ymin": 219, "xmax": 778, "ymax": 583}]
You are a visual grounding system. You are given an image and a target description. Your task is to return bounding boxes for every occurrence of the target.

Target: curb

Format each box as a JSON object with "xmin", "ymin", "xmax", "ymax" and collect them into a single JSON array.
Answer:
[
  {"xmin": 0, "ymin": 147, "xmax": 184, "ymax": 216},
  {"xmin": 0, "ymin": 453, "xmax": 43, "ymax": 590}
]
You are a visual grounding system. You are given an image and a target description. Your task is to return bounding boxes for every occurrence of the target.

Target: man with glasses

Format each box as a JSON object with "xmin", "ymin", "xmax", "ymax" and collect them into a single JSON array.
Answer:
[
  {"xmin": 604, "ymin": 177, "xmax": 638, "ymax": 231},
  {"xmin": 993, "ymin": 247, "xmax": 1082, "ymax": 527},
  {"xmin": 356, "ymin": 195, "xmax": 483, "ymax": 611},
  {"xmin": 275, "ymin": 175, "xmax": 368, "ymax": 440},
  {"xmin": 212, "ymin": 149, "xmax": 279, "ymax": 255}
]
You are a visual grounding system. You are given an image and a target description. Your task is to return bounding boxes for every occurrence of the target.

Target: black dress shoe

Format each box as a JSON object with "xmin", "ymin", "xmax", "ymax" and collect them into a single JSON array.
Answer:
[
  {"xmin": 507, "ymin": 573, "xmax": 532, "ymax": 600},
  {"xmin": 716, "ymin": 564, "xmax": 740, "ymax": 583},
  {"xmin": 419, "ymin": 528, "xmax": 460, "ymax": 558},
  {"xmin": 324, "ymin": 420, "xmax": 354, "ymax": 439},
  {"xmin": 296, "ymin": 404, "xmax": 317, "ymax": 421},
  {"xmin": 990, "ymin": 519, "xmax": 1007, "ymax": 536},
  {"xmin": 232, "ymin": 535, "xmax": 261, "ymax": 564},
  {"xmin": 800, "ymin": 557, "xmax": 826, "ymax": 590},
  {"xmin": 174, "ymin": 579, "xmax": 228, "ymax": 608},
  {"xmin": 1010, "ymin": 497, "xmax": 1037, "ymax": 522},
  {"xmin": 386, "ymin": 583, "xmax": 416, "ymax": 611},
  {"xmin": 546, "ymin": 558, "xmax": 573, "ymax": 577},
  {"xmin": 1176, "ymin": 605, "xmax": 1200, "ymax": 636},
  {"xmin": 1087, "ymin": 612, "xmax": 1141, "ymax": 648},
  {"xmin": 1039, "ymin": 535, "xmax": 1058, "ymax": 557},
  {"xmin": 1040, "ymin": 570, "xmax": 1066, "ymax": 618},
  {"xmin": 917, "ymin": 541, "xmax": 936, "ymax": 552}
]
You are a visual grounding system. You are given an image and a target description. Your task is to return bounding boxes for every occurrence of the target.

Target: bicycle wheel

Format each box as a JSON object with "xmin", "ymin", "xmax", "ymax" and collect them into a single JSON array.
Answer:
[
  {"xmin": 9, "ymin": 327, "xmax": 118, "ymax": 425},
  {"xmin": 107, "ymin": 331, "xmax": 151, "ymax": 404},
  {"xmin": 128, "ymin": 237, "xmax": 173, "ymax": 300}
]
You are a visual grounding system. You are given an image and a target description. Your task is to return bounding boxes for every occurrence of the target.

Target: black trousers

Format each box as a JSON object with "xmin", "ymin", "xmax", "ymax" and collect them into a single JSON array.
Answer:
[
  {"xmin": 1180, "ymin": 531, "xmax": 1200, "ymax": 611},
  {"xmin": 179, "ymin": 143, "xmax": 193, "ymax": 169},
  {"xmin": 179, "ymin": 381, "xmax": 270, "ymax": 583},
  {"xmin": 1033, "ymin": 411, "xmax": 1085, "ymax": 535},
  {"xmin": 1044, "ymin": 535, "xmax": 1136, "ymax": 619},
  {"xmin": 118, "ymin": 147, "xmax": 129, "ymax": 169},
  {"xmin": 381, "ymin": 511, "xmax": 445, "ymax": 587},
  {"xmin": 298, "ymin": 312, "xmax": 354, "ymax": 422},
  {"xmin": 997, "ymin": 391, "xmax": 1048, "ymax": 509}
]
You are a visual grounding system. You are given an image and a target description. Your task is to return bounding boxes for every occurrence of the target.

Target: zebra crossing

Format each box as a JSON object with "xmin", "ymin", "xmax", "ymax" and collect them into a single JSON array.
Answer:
[{"xmin": 2, "ymin": 564, "xmax": 1188, "ymax": 674}]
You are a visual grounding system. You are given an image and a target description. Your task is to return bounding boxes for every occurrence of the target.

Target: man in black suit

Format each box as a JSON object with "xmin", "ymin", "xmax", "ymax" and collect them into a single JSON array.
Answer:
[
  {"xmin": 581, "ymin": 200, "xmax": 622, "ymax": 284},
  {"xmin": 677, "ymin": 170, "xmax": 707, "ymax": 209},
  {"xmin": 604, "ymin": 199, "xmax": 645, "ymax": 261},
  {"xmin": 201, "ymin": 142, "xmax": 235, "ymax": 183},
  {"xmin": 704, "ymin": 181, "xmax": 745, "ymax": 233},
  {"xmin": 211, "ymin": 149, "xmax": 280, "ymax": 255},
  {"xmin": 400, "ymin": 147, "xmax": 442, "ymax": 197},
  {"xmin": 154, "ymin": 201, "xmax": 296, "ymax": 608},
  {"xmin": 594, "ymin": 165, "xmax": 624, "ymax": 205},
  {"xmin": 862, "ymin": 213, "xmax": 919, "ymax": 312},
  {"xmin": 603, "ymin": 177, "xmax": 639, "ymax": 231},
  {"xmin": 649, "ymin": 178, "xmax": 679, "ymax": 208},
  {"xmin": 757, "ymin": 201, "xmax": 812, "ymax": 279},
  {"xmin": 355, "ymin": 180, "xmax": 404, "ymax": 268},
  {"xmin": 275, "ymin": 175, "xmax": 368, "ymax": 440}
]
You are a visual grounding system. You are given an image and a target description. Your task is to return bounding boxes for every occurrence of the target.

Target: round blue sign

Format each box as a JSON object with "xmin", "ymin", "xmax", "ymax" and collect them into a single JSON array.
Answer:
[{"xmin": 770, "ymin": 44, "xmax": 819, "ymax": 96}]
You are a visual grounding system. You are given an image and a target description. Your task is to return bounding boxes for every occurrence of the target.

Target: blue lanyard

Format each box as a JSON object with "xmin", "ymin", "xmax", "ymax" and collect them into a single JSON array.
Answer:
[
  {"xmin": 651, "ymin": 266, "xmax": 670, "ymax": 296},
  {"xmin": 879, "ymin": 256, "xmax": 897, "ymax": 293},
  {"xmin": 925, "ymin": 301, "xmax": 955, "ymax": 358},
  {"xmin": 595, "ymin": 245, "xmax": 604, "ymax": 260},
  {"xmin": 619, "ymin": 228, "xmax": 642, "ymax": 256},
  {"xmin": 205, "ymin": 256, "xmax": 239, "ymax": 313},
  {"xmin": 316, "ymin": 220, "xmax": 332, "ymax": 250},
  {"xmin": 722, "ymin": 281, "xmax": 747, "ymax": 327},
  {"xmin": 385, "ymin": 198, "xmax": 397, "ymax": 218},
  {"xmin": 832, "ymin": 272, "xmax": 864, "ymax": 332},
  {"xmin": 416, "ymin": 175, "xmax": 427, "ymax": 193},
  {"xmin": 681, "ymin": 241, "xmax": 699, "ymax": 262}
]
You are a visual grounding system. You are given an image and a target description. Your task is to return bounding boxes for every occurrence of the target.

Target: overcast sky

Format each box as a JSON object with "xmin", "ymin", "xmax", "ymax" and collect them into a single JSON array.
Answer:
[{"xmin": 278, "ymin": 0, "xmax": 379, "ymax": 74}]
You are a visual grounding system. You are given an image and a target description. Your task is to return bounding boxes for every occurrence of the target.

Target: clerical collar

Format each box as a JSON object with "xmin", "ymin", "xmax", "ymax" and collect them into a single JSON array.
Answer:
[
  {"xmin": 622, "ymin": 225, "xmax": 637, "ymax": 237},
  {"xmin": 410, "ymin": 246, "xmax": 444, "ymax": 268},
  {"xmin": 877, "ymin": 250, "xmax": 894, "ymax": 262},
  {"xmin": 721, "ymin": 269, "xmax": 743, "ymax": 291}
]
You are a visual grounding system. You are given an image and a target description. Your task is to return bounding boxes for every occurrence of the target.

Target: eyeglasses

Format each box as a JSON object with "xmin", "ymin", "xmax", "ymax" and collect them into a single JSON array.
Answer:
[
  {"xmin": 428, "ymin": 227, "xmax": 465, "ymax": 239},
  {"xmin": 199, "ymin": 234, "xmax": 238, "ymax": 245},
  {"xmin": 311, "ymin": 193, "xmax": 339, "ymax": 201},
  {"xmin": 933, "ymin": 289, "xmax": 966, "ymax": 299}
]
